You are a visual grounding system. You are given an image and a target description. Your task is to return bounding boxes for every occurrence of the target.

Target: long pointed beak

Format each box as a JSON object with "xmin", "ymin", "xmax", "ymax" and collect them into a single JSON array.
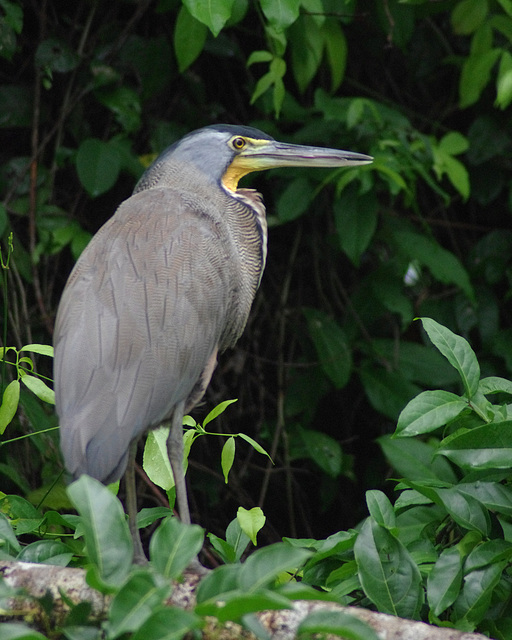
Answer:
[{"xmin": 240, "ymin": 140, "xmax": 373, "ymax": 170}]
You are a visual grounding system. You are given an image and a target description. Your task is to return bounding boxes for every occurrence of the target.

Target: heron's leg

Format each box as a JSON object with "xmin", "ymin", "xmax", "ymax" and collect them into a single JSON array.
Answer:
[
  {"xmin": 166, "ymin": 399, "xmax": 191, "ymax": 524},
  {"xmin": 125, "ymin": 440, "xmax": 146, "ymax": 564}
]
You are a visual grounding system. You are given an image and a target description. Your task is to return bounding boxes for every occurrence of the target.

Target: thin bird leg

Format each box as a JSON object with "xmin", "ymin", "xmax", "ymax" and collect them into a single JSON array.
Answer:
[
  {"xmin": 166, "ymin": 400, "xmax": 191, "ymax": 524},
  {"xmin": 125, "ymin": 439, "xmax": 146, "ymax": 563}
]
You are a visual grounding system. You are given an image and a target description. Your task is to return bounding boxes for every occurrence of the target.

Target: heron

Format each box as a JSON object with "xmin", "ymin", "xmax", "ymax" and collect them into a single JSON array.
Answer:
[{"xmin": 54, "ymin": 124, "xmax": 372, "ymax": 561}]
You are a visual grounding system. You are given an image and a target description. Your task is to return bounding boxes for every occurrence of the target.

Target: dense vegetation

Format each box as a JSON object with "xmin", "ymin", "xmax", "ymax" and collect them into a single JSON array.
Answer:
[{"xmin": 1, "ymin": 0, "xmax": 512, "ymax": 637}]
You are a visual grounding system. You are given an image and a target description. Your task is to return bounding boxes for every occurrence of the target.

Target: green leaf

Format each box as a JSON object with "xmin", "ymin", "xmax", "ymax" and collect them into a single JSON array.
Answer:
[
  {"xmin": 239, "ymin": 542, "xmax": 312, "ymax": 591},
  {"xmin": 360, "ymin": 363, "xmax": 420, "ymax": 421},
  {"xmin": 419, "ymin": 318, "xmax": 480, "ymax": 397},
  {"xmin": 35, "ymin": 37, "xmax": 80, "ymax": 72},
  {"xmin": 396, "ymin": 390, "xmax": 467, "ymax": 437},
  {"xmin": 143, "ymin": 424, "xmax": 174, "ymax": 491},
  {"xmin": 20, "ymin": 374, "xmax": 55, "ymax": 405},
  {"xmin": 226, "ymin": 516, "xmax": 251, "ymax": 560},
  {"xmin": 436, "ymin": 487, "xmax": 490, "ymax": 535},
  {"xmin": 298, "ymin": 610, "xmax": 380, "ymax": 640},
  {"xmin": 354, "ymin": 518, "xmax": 423, "ymax": 619},
  {"xmin": 19, "ymin": 344, "xmax": 54, "ymax": 357},
  {"xmin": 237, "ymin": 506, "xmax": 265, "ymax": 546},
  {"xmin": 0, "ymin": 380, "xmax": 20, "ymax": 434},
  {"xmin": 303, "ymin": 308, "xmax": 352, "ymax": 388},
  {"xmin": 427, "ymin": 547, "xmax": 463, "ymax": 616},
  {"xmin": 451, "ymin": 0, "xmax": 488, "ymax": 34},
  {"xmin": 439, "ymin": 421, "xmax": 512, "ymax": 469},
  {"xmin": 276, "ymin": 177, "xmax": 312, "ymax": 223},
  {"xmin": 334, "ymin": 185, "xmax": 378, "ymax": 267},
  {"xmin": 479, "ymin": 376, "xmax": 512, "ymax": 395},
  {"xmin": 392, "ymin": 233, "xmax": 474, "ymax": 301},
  {"xmin": 452, "ymin": 562, "xmax": 504, "ymax": 625},
  {"xmin": 67, "ymin": 475, "xmax": 133, "ymax": 588},
  {"xmin": 379, "ymin": 435, "xmax": 457, "ymax": 483},
  {"xmin": 323, "ymin": 20, "xmax": 347, "ymax": 92},
  {"xmin": 300, "ymin": 429, "xmax": 343, "ymax": 478},
  {"xmin": 203, "ymin": 398, "xmax": 237, "ymax": 427},
  {"xmin": 438, "ymin": 131, "xmax": 469, "ymax": 156},
  {"xmin": 221, "ymin": 437, "xmax": 235, "ymax": 483},
  {"xmin": 149, "ymin": 517, "xmax": 204, "ymax": 579},
  {"xmin": 458, "ymin": 481, "xmax": 512, "ymax": 517},
  {"xmin": 0, "ymin": 511, "xmax": 21, "ymax": 552},
  {"xmin": 174, "ymin": 6, "xmax": 208, "ymax": 72},
  {"xmin": 17, "ymin": 540, "xmax": 73, "ymax": 566},
  {"xmin": 289, "ymin": 15, "xmax": 323, "ymax": 93},
  {"xmin": 260, "ymin": 0, "xmax": 300, "ymax": 29},
  {"xmin": 196, "ymin": 588, "xmax": 294, "ymax": 622},
  {"xmin": 95, "ymin": 86, "xmax": 141, "ymax": 133},
  {"xmin": 131, "ymin": 606, "xmax": 202, "ymax": 640},
  {"xmin": 107, "ymin": 571, "xmax": 172, "ymax": 638},
  {"xmin": 0, "ymin": 623, "xmax": 47, "ymax": 640},
  {"xmin": 76, "ymin": 138, "xmax": 121, "ymax": 197},
  {"xmin": 182, "ymin": 0, "xmax": 236, "ymax": 36},
  {"xmin": 238, "ymin": 433, "xmax": 273, "ymax": 460},
  {"xmin": 459, "ymin": 48, "xmax": 501, "ymax": 108},
  {"xmin": 464, "ymin": 539, "xmax": 512, "ymax": 573},
  {"xmin": 366, "ymin": 490, "xmax": 396, "ymax": 530},
  {"xmin": 496, "ymin": 49, "xmax": 512, "ymax": 109}
]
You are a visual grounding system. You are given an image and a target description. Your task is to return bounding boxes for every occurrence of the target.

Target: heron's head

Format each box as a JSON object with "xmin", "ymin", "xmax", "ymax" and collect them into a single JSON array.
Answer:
[{"xmin": 136, "ymin": 124, "xmax": 373, "ymax": 194}]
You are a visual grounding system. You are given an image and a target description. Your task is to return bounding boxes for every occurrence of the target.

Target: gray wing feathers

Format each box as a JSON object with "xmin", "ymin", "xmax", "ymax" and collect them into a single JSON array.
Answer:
[{"xmin": 55, "ymin": 188, "xmax": 233, "ymax": 482}]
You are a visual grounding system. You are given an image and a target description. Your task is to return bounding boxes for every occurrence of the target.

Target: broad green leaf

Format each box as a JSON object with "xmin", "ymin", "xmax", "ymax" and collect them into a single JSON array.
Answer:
[
  {"xmin": 76, "ymin": 138, "xmax": 121, "ymax": 197},
  {"xmin": 203, "ymin": 398, "xmax": 237, "ymax": 427},
  {"xmin": 452, "ymin": 562, "xmax": 504, "ymax": 625},
  {"xmin": 354, "ymin": 518, "xmax": 423, "ymax": 619},
  {"xmin": 420, "ymin": 318, "xmax": 480, "ymax": 397},
  {"xmin": 378, "ymin": 435, "xmax": 457, "ymax": 483},
  {"xmin": 238, "ymin": 433, "xmax": 272, "ymax": 460},
  {"xmin": 496, "ymin": 49, "xmax": 512, "ymax": 109},
  {"xmin": 436, "ymin": 487, "xmax": 490, "ymax": 535},
  {"xmin": 396, "ymin": 390, "xmax": 467, "ymax": 436},
  {"xmin": 17, "ymin": 540, "xmax": 73, "ymax": 566},
  {"xmin": 149, "ymin": 517, "xmax": 204, "ymax": 579},
  {"xmin": 183, "ymin": 0, "xmax": 236, "ymax": 36},
  {"xmin": 19, "ymin": 344, "xmax": 54, "ymax": 357},
  {"xmin": 334, "ymin": 185, "xmax": 378, "ymax": 267},
  {"xmin": 20, "ymin": 374, "xmax": 55, "ymax": 405},
  {"xmin": 323, "ymin": 20, "xmax": 347, "ymax": 92},
  {"xmin": 289, "ymin": 15, "xmax": 323, "ymax": 93},
  {"xmin": 0, "ymin": 623, "xmax": 47, "ymax": 640},
  {"xmin": 260, "ymin": 0, "xmax": 300, "ymax": 29},
  {"xmin": 438, "ymin": 131, "xmax": 469, "ymax": 156},
  {"xmin": 479, "ymin": 376, "xmax": 512, "ymax": 396},
  {"xmin": 239, "ymin": 542, "xmax": 312, "ymax": 591},
  {"xmin": 196, "ymin": 588, "xmax": 294, "ymax": 622},
  {"xmin": 107, "ymin": 571, "xmax": 172, "ymax": 638},
  {"xmin": 67, "ymin": 475, "xmax": 133, "ymax": 587},
  {"xmin": 95, "ymin": 85, "xmax": 141, "ymax": 133},
  {"xmin": 439, "ymin": 421, "xmax": 512, "ymax": 469},
  {"xmin": 195, "ymin": 563, "xmax": 241, "ymax": 603},
  {"xmin": 237, "ymin": 506, "xmax": 265, "ymax": 546},
  {"xmin": 366, "ymin": 490, "xmax": 396, "ymax": 530},
  {"xmin": 143, "ymin": 425, "xmax": 174, "ymax": 491},
  {"xmin": 464, "ymin": 539, "xmax": 512, "ymax": 573},
  {"xmin": 457, "ymin": 481, "xmax": 512, "ymax": 517},
  {"xmin": 221, "ymin": 437, "xmax": 235, "ymax": 483},
  {"xmin": 303, "ymin": 308, "xmax": 352, "ymax": 388},
  {"xmin": 360, "ymin": 363, "xmax": 420, "ymax": 421},
  {"xmin": 226, "ymin": 517, "xmax": 251, "ymax": 560},
  {"xmin": 0, "ymin": 379, "xmax": 20, "ymax": 434},
  {"xmin": 392, "ymin": 233, "xmax": 474, "ymax": 300},
  {"xmin": 427, "ymin": 547, "xmax": 463, "ymax": 616},
  {"xmin": 276, "ymin": 177, "xmax": 312, "ymax": 223},
  {"xmin": 298, "ymin": 610, "xmax": 379, "ymax": 640},
  {"xmin": 300, "ymin": 429, "xmax": 343, "ymax": 478},
  {"xmin": 131, "ymin": 606, "xmax": 202, "ymax": 640},
  {"xmin": 459, "ymin": 48, "xmax": 501, "ymax": 108},
  {"xmin": 0, "ymin": 511, "xmax": 21, "ymax": 552},
  {"xmin": 247, "ymin": 50, "xmax": 273, "ymax": 65},
  {"xmin": 451, "ymin": 0, "xmax": 488, "ymax": 34},
  {"xmin": 35, "ymin": 37, "xmax": 80, "ymax": 72},
  {"xmin": 174, "ymin": 6, "xmax": 207, "ymax": 72}
]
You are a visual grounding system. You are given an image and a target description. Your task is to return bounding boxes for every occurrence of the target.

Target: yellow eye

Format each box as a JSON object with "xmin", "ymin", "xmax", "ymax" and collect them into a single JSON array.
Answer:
[{"xmin": 232, "ymin": 137, "xmax": 246, "ymax": 150}]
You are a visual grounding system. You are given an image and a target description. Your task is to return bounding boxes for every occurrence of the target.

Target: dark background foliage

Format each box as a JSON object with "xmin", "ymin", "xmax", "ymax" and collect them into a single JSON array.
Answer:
[{"xmin": 1, "ymin": 0, "xmax": 511, "ymax": 551}]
